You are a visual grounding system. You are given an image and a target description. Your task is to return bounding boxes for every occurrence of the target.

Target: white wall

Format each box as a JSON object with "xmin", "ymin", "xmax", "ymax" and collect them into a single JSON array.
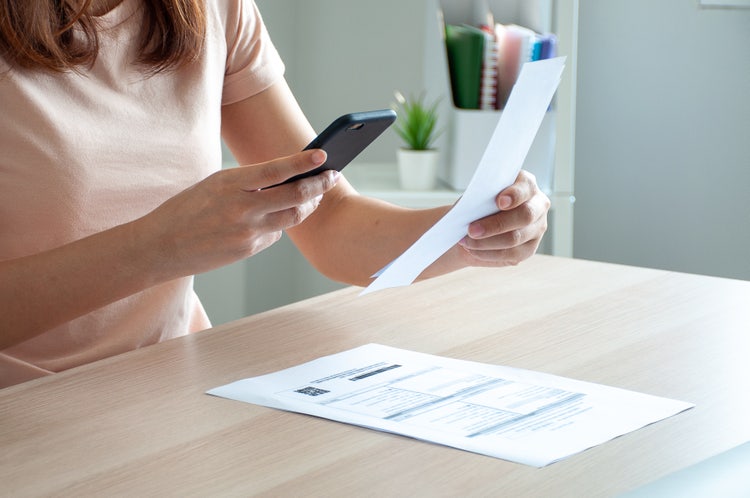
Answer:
[
  {"xmin": 574, "ymin": 0, "xmax": 750, "ymax": 280},
  {"xmin": 257, "ymin": 0, "xmax": 428, "ymax": 162}
]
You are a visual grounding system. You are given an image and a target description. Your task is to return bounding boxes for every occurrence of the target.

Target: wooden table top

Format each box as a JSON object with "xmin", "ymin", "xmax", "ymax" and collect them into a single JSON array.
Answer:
[{"xmin": 2, "ymin": 255, "xmax": 749, "ymax": 497}]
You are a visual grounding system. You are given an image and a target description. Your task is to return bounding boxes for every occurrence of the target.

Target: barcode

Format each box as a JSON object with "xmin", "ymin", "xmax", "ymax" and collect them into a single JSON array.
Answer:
[{"xmin": 295, "ymin": 386, "xmax": 330, "ymax": 396}]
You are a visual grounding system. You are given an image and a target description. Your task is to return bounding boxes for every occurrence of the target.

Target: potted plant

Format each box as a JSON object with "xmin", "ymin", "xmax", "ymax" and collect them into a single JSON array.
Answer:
[{"xmin": 392, "ymin": 91, "xmax": 442, "ymax": 190}]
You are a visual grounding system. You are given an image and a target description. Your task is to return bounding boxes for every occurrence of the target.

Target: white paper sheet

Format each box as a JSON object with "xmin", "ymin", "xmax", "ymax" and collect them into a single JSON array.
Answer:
[
  {"xmin": 362, "ymin": 57, "xmax": 566, "ymax": 295},
  {"xmin": 207, "ymin": 344, "xmax": 694, "ymax": 467}
]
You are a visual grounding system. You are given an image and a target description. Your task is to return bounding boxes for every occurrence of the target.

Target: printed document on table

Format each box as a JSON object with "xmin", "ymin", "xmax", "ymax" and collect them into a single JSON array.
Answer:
[
  {"xmin": 207, "ymin": 344, "xmax": 694, "ymax": 467},
  {"xmin": 362, "ymin": 57, "xmax": 566, "ymax": 295}
]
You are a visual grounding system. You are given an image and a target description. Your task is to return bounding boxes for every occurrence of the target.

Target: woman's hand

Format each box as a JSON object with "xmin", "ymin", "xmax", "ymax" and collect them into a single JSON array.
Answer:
[
  {"xmin": 457, "ymin": 170, "xmax": 550, "ymax": 267},
  {"xmin": 0, "ymin": 149, "xmax": 339, "ymax": 348},
  {"xmin": 134, "ymin": 149, "xmax": 340, "ymax": 280}
]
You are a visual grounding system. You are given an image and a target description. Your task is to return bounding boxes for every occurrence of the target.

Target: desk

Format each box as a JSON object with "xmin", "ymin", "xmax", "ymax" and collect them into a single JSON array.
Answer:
[{"xmin": 2, "ymin": 255, "xmax": 749, "ymax": 496}]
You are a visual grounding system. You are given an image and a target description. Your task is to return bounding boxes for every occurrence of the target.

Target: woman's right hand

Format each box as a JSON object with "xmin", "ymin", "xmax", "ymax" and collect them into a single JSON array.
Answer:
[{"xmin": 134, "ymin": 148, "xmax": 340, "ymax": 281}]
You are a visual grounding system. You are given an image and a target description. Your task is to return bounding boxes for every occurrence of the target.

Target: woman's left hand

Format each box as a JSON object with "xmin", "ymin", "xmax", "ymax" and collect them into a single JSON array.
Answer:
[{"xmin": 457, "ymin": 170, "xmax": 550, "ymax": 267}]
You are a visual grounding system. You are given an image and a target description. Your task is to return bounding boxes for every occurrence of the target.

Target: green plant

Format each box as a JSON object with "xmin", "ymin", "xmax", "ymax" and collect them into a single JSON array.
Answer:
[{"xmin": 392, "ymin": 91, "xmax": 441, "ymax": 151}]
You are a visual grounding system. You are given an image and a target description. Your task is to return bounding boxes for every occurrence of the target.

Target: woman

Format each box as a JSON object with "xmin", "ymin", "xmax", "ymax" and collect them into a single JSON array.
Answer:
[{"xmin": 0, "ymin": 0, "xmax": 550, "ymax": 387}]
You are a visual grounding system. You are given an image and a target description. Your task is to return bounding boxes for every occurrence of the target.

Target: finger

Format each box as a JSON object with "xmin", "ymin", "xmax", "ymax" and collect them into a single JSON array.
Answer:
[
  {"xmin": 496, "ymin": 170, "xmax": 537, "ymax": 211},
  {"xmin": 460, "ymin": 222, "xmax": 540, "ymax": 252},
  {"xmin": 234, "ymin": 149, "xmax": 328, "ymax": 192},
  {"xmin": 262, "ymin": 194, "xmax": 324, "ymax": 230},
  {"xmin": 253, "ymin": 168, "xmax": 339, "ymax": 214},
  {"xmin": 466, "ymin": 191, "xmax": 549, "ymax": 241},
  {"xmin": 460, "ymin": 238, "xmax": 542, "ymax": 267}
]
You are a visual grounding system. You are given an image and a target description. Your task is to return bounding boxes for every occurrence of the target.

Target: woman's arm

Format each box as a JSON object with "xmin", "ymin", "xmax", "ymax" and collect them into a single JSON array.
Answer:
[{"xmin": 222, "ymin": 78, "xmax": 550, "ymax": 286}]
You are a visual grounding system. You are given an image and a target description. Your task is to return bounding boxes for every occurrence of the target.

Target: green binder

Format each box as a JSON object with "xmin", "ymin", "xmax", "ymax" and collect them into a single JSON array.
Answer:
[{"xmin": 444, "ymin": 24, "xmax": 485, "ymax": 110}]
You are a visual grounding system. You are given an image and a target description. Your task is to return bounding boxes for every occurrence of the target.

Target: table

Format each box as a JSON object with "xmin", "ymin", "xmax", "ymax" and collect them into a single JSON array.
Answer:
[{"xmin": 2, "ymin": 255, "xmax": 749, "ymax": 496}]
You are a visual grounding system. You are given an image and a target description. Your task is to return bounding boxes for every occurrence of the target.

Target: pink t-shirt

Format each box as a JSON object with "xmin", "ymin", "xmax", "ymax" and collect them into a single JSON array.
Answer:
[{"xmin": 0, "ymin": 0, "xmax": 284, "ymax": 387}]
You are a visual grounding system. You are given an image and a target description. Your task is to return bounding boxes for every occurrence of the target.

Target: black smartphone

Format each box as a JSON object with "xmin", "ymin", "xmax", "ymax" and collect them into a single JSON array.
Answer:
[{"xmin": 277, "ymin": 109, "xmax": 397, "ymax": 186}]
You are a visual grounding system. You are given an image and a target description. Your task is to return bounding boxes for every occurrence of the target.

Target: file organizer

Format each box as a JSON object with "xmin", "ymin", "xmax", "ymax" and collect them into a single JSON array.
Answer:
[{"xmin": 423, "ymin": 0, "xmax": 578, "ymax": 256}]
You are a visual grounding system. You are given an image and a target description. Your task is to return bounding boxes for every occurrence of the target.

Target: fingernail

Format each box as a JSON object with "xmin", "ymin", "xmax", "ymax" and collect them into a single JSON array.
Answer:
[
  {"xmin": 311, "ymin": 149, "xmax": 326, "ymax": 165},
  {"xmin": 468, "ymin": 224, "xmax": 484, "ymax": 238},
  {"xmin": 498, "ymin": 195, "xmax": 512, "ymax": 210}
]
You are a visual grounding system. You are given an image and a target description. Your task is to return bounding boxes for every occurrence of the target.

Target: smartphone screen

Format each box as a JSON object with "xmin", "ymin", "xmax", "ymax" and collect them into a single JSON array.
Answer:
[{"xmin": 277, "ymin": 109, "xmax": 396, "ymax": 186}]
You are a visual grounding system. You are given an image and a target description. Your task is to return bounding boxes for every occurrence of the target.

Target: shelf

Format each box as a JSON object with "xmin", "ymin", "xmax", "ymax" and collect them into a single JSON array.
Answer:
[{"xmin": 345, "ymin": 162, "xmax": 462, "ymax": 209}]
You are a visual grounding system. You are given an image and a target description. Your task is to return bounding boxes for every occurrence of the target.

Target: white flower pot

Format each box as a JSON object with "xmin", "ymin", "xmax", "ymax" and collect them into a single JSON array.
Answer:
[{"xmin": 397, "ymin": 148, "xmax": 439, "ymax": 191}]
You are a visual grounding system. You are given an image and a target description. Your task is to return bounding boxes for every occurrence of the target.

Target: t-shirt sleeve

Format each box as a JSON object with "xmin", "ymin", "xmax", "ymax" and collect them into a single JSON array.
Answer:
[{"xmin": 222, "ymin": 0, "xmax": 285, "ymax": 106}]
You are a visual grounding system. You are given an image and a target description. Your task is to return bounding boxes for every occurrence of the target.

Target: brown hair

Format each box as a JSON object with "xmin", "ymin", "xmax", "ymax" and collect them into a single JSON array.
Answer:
[{"xmin": 0, "ymin": 0, "xmax": 206, "ymax": 73}]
